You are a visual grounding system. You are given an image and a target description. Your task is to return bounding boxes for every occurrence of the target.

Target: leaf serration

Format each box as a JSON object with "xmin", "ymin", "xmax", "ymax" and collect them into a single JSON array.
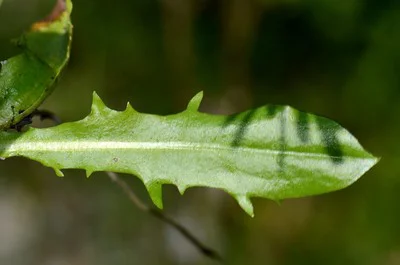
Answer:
[{"xmin": 0, "ymin": 91, "xmax": 379, "ymax": 216}]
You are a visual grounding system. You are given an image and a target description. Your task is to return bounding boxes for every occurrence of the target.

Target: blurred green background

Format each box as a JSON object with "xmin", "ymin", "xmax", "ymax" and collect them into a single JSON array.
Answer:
[{"xmin": 0, "ymin": 0, "xmax": 398, "ymax": 264}]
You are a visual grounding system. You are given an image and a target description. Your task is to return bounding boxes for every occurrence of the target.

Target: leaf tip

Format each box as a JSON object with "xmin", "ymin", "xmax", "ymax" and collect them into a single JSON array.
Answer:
[
  {"xmin": 54, "ymin": 168, "xmax": 64, "ymax": 177},
  {"xmin": 125, "ymin": 102, "xmax": 137, "ymax": 113},
  {"xmin": 186, "ymin": 91, "xmax": 204, "ymax": 112},
  {"xmin": 86, "ymin": 170, "xmax": 93, "ymax": 178},
  {"xmin": 91, "ymin": 91, "xmax": 108, "ymax": 114},
  {"xmin": 177, "ymin": 185, "xmax": 187, "ymax": 195},
  {"xmin": 236, "ymin": 195, "xmax": 254, "ymax": 217},
  {"xmin": 359, "ymin": 155, "xmax": 380, "ymax": 180},
  {"xmin": 31, "ymin": 0, "xmax": 71, "ymax": 31},
  {"xmin": 146, "ymin": 182, "xmax": 163, "ymax": 209},
  {"xmin": 366, "ymin": 156, "xmax": 380, "ymax": 173}
]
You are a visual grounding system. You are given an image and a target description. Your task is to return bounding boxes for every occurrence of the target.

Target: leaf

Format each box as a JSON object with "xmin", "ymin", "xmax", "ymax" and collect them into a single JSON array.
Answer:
[
  {"xmin": 0, "ymin": 0, "xmax": 73, "ymax": 129},
  {"xmin": 0, "ymin": 92, "xmax": 378, "ymax": 216}
]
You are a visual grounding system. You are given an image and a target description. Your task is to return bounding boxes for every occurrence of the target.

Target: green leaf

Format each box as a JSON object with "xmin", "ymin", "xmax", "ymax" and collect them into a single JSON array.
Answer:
[
  {"xmin": 0, "ymin": 0, "xmax": 72, "ymax": 129},
  {"xmin": 0, "ymin": 92, "xmax": 378, "ymax": 216}
]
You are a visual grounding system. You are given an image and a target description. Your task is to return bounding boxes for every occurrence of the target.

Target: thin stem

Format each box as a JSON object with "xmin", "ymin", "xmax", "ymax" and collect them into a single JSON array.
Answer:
[{"xmin": 106, "ymin": 171, "xmax": 225, "ymax": 263}]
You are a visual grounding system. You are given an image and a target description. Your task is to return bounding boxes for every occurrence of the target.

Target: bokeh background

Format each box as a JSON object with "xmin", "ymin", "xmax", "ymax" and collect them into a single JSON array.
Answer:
[{"xmin": 0, "ymin": 0, "xmax": 399, "ymax": 264}]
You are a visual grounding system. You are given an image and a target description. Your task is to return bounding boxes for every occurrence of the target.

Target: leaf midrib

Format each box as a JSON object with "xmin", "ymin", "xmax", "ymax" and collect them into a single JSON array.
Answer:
[{"xmin": 1, "ymin": 140, "xmax": 372, "ymax": 160}]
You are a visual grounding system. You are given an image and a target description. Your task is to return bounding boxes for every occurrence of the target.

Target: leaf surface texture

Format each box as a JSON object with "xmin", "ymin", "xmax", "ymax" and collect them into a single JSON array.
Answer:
[{"xmin": 0, "ymin": 92, "xmax": 378, "ymax": 216}]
